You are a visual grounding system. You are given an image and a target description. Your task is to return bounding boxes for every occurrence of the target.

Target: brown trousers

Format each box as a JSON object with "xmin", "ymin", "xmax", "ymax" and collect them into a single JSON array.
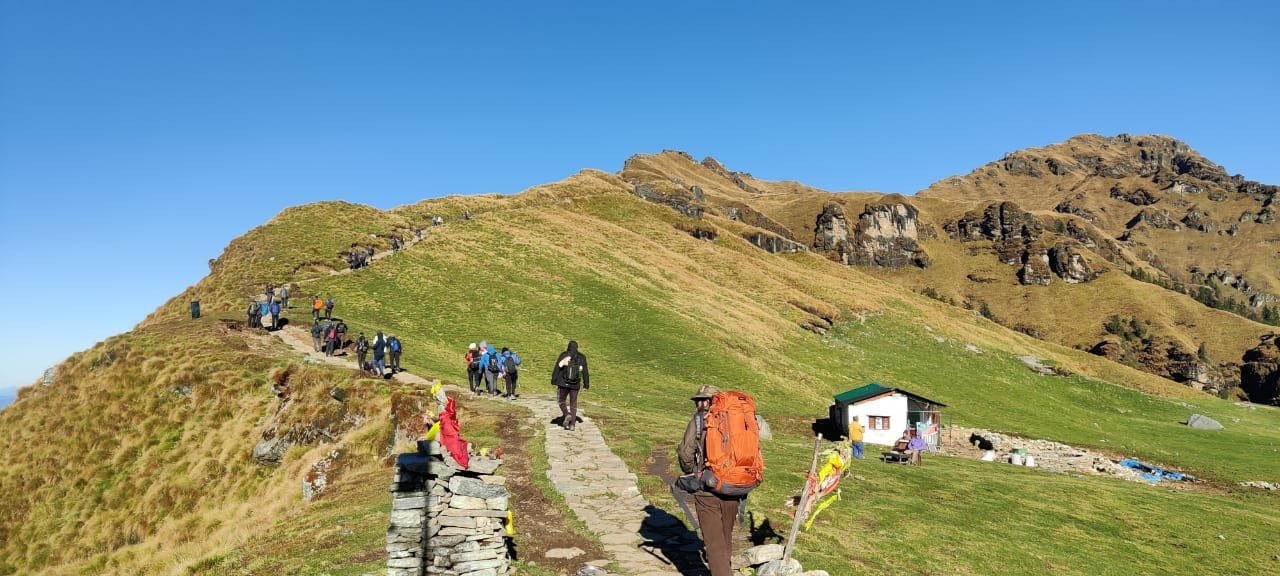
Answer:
[{"xmin": 693, "ymin": 491, "xmax": 740, "ymax": 576}]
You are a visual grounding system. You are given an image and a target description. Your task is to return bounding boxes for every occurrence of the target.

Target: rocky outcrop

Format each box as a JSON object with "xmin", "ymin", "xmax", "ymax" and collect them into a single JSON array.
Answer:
[
  {"xmin": 702, "ymin": 156, "xmax": 766, "ymax": 194},
  {"xmin": 744, "ymin": 231, "xmax": 808, "ymax": 254},
  {"xmin": 1090, "ymin": 334, "xmax": 1234, "ymax": 394},
  {"xmin": 1063, "ymin": 219, "xmax": 1124, "ymax": 264},
  {"xmin": 1181, "ymin": 208, "xmax": 1218, "ymax": 232},
  {"xmin": 814, "ymin": 199, "xmax": 930, "ymax": 268},
  {"xmin": 632, "ymin": 182, "xmax": 705, "ymax": 219},
  {"xmin": 1048, "ymin": 244, "xmax": 1096, "ymax": 283},
  {"xmin": 1019, "ymin": 243, "xmax": 1052, "ymax": 285},
  {"xmin": 812, "ymin": 202, "xmax": 849, "ymax": 253},
  {"xmin": 724, "ymin": 203, "xmax": 796, "ymax": 240},
  {"xmin": 1240, "ymin": 335, "xmax": 1280, "ymax": 405},
  {"xmin": 1126, "ymin": 209, "xmax": 1181, "ymax": 231},
  {"xmin": 1054, "ymin": 198, "xmax": 1097, "ymax": 222},
  {"xmin": 1110, "ymin": 185, "xmax": 1159, "ymax": 206},
  {"xmin": 945, "ymin": 201, "xmax": 1051, "ymax": 284}
]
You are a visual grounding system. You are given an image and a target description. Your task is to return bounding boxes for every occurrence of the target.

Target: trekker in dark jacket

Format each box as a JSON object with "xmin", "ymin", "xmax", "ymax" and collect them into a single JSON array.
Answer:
[
  {"xmin": 355, "ymin": 333, "xmax": 369, "ymax": 371},
  {"xmin": 310, "ymin": 320, "xmax": 323, "ymax": 351},
  {"xmin": 372, "ymin": 331, "xmax": 388, "ymax": 378},
  {"xmin": 500, "ymin": 347, "xmax": 521, "ymax": 400},
  {"xmin": 247, "ymin": 300, "xmax": 259, "ymax": 328},
  {"xmin": 551, "ymin": 340, "xmax": 589, "ymax": 430},
  {"xmin": 465, "ymin": 343, "xmax": 480, "ymax": 394}
]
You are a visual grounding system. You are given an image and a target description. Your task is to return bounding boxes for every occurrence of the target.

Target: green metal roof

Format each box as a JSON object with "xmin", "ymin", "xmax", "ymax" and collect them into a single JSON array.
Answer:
[{"xmin": 833, "ymin": 383, "xmax": 946, "ymax": 407}]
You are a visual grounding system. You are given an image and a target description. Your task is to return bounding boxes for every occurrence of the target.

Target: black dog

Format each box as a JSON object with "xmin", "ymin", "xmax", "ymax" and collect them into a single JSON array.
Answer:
[{"xmin": 969, "ymin": 432, "xmax": 995, "ymax": 451}]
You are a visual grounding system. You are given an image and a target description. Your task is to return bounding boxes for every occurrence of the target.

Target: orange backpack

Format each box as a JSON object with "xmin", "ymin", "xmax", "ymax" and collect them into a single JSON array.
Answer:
[{"xmin": 699, "ymin": 391, "xmax": 764, "ymax": 496}]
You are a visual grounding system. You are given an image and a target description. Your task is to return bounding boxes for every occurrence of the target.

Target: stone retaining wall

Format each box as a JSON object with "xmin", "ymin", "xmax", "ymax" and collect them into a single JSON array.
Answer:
[{"xmin": 387, "ymin": 440, "xmax": 511, "ymax": 576}]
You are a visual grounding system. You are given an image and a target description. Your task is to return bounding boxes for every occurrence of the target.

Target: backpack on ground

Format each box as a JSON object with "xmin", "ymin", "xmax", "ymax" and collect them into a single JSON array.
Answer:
[
  {"xmin": 699, "ymin": 391, "xmax": 764, "ymax": 496},
  {"xmin": 486, "ymin": 353, "xmax": 501, "ymax": 373},
  {"xmin": 504, "ymin": 353, "xmax": 519, "ymax": 374}
]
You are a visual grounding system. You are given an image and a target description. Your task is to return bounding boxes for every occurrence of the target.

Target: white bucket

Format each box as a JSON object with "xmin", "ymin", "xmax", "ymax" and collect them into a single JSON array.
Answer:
[
  {"xmin": 981, "ymin": 450, "xmax": 996, "ymax": 462},
  {"xmin": 1025, "ymin": 455, "xmax": 1036, "ymax": 467},
  {"xmin": 1010, "ymin": 453, "xmax": 1025, "ymax": 466}
]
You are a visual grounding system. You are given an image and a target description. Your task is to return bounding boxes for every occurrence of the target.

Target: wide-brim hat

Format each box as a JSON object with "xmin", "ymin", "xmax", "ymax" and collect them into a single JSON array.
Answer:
[{"xmin": 691, "ymin": 384, "xmax": 720, "ymax": 401}]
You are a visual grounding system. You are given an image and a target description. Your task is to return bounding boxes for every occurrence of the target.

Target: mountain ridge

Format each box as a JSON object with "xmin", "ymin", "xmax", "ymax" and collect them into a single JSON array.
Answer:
[{"xmin": 5, "ymin": 133, "xmax": 1280, "ymax": 575}]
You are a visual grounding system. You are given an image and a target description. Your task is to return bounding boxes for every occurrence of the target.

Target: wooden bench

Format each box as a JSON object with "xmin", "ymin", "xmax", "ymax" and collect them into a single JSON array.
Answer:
[{"xmin": 881, "ymin": 451, "xmax": 911, "ymax": 464}]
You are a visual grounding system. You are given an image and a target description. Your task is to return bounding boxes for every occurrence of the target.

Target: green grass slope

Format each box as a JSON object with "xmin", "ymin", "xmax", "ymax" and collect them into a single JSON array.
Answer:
[
  {"xmin": 300, "ymin": 179, "xmax": 1279, "ymax": 572},
  {"xmin": 5, "ymin": 166, "xmax": 1279, "ymax": 575}
]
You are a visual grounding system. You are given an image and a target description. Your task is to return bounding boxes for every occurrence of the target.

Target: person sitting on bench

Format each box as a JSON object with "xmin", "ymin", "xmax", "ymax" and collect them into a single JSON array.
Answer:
[{"xmin": 883, "ymin": 430, "xmax": 913, "ymax": 463}]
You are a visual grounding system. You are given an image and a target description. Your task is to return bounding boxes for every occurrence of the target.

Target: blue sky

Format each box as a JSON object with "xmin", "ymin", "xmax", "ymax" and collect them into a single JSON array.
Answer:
[{"xmin": 1, "ymin": 1, "xmax": 1278, "ymax": 400}]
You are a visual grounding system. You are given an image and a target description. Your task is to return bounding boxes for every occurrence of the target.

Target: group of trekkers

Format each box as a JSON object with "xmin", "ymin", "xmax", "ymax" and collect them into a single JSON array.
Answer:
[
  {"xmin": 464, "ymin": 341, "xmax": 525, "ymax": 401},
  {"xmin": 355, "ymin": 331, "xmax": 403, "ymax": 378},
  {"xmin": 346, "ymin": 246, "xmax": 375, "ymax": 270},
  {"xmin": 245, "ymin": 283, "xmax": 291, "ymax": 331},
  {"xmin": 310, "ymin": 317, "xmax": 348, "ymax": 357}
]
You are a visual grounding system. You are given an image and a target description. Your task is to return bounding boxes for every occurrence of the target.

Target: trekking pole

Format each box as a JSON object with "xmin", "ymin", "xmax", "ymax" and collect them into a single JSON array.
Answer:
[{"xmin": 782, "ymin": 432, "xmax": 823, "ymax": 564}]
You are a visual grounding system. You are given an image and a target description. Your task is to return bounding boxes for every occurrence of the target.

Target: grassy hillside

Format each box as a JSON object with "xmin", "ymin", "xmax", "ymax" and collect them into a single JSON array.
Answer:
[
  {"xmin": 5, "ymin": 154, "xmax": 1279, "ymax": 575},
  {"xmin": 0, "ymin": 316, "xmax": 407, "ymax": 575},
  {"xmin": 302, "ymin": 179, "xmax": 1278, "ymax": 572},
  {"xmin": 623, "ymin": 144, "xmax": 1280, "ymax": 400}
]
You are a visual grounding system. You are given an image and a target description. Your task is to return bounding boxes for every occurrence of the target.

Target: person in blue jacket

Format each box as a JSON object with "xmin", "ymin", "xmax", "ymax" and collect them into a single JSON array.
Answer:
[
  {"xmin": 259, "ymin": 300, "xmax": 270, "ymax": 330},
  {"xmin": 500, "ymin": 347, "xmax": 521, "ymax": 400},
  {"xmin": 269, "ymin": 299, "xmax": 281, "ymax": 331},
  {"xmin": 478, "ymin": 341, "xmax": 501, "ymax": 396}
]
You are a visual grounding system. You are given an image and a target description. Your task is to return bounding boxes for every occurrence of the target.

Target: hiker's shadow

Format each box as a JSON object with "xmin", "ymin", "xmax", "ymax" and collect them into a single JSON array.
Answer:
[
  {"xmin": 638, "ymin": 504, "xmax": 710, "ymax": 576},
  {"xmin": 748, "ymin": 511, "xmax": 782, "ymax": 545},
  {"xmin": 549, "ymin": 415, "xmax": 584, "ymax": 427}
]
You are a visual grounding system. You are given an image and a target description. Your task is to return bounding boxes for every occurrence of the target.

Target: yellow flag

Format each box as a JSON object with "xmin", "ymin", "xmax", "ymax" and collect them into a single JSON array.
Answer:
[
  {"xmin": 505, "ymin": 510, "xmax": 516, "ymax": 536},
  {"xmin": 423, "ymin": 421, "xmax": 440, "ymax": 441}
]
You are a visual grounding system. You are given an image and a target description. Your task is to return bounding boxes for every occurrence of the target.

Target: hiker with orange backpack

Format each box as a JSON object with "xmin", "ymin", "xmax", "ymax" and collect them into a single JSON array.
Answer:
[
  {"xmin": 677, "ymin": 386, "xmax": 765, "ymax": 576},
  {"xmin": 312, "ymin": 296, "xmax": 324, "ymax": 322}
]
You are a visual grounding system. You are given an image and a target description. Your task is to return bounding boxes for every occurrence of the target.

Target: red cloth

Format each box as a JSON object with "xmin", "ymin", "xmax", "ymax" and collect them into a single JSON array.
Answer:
[{"xmin": 438, "ymin": 397, "xmax": 470, "ymax": 469}]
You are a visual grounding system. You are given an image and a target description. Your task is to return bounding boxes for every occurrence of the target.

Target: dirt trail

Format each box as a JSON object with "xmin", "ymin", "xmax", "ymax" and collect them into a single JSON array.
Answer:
[
  {"xmin": 268, "ymin": 325, "xmax": 700, "ymax": 575},
  {"xmin": 287, "ymin": 229, "xmax": 430, "ymax": 289}
]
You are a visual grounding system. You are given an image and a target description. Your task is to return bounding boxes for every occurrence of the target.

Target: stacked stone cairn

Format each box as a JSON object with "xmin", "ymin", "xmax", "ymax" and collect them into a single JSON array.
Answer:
[{"xmin": 387, "ymin": 439, "xmax": 511, "ymax": 576}]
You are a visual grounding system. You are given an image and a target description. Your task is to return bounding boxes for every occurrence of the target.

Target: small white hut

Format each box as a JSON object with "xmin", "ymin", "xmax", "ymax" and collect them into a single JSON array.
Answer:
[{"xmin": 829, "ymin": 383, "xmax": 946, "ymax": 447}]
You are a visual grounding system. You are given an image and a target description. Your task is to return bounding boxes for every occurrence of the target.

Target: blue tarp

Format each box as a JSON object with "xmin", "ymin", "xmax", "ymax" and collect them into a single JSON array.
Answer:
[{"xmin": 1119, "ymin": 458, "xmax": 1185, "ymax": 483}]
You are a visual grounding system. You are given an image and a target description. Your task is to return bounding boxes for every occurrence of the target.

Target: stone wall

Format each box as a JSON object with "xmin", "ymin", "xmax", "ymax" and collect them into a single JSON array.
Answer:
[{"xmin": 387, "ymin": 441, "xmax": 511, "ymax": 576}]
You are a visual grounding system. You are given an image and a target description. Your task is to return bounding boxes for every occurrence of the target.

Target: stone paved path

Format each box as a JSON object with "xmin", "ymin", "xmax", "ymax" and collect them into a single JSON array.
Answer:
[{"xmin": 267, "ymin": 327, "xmax": 698, "ymax": 575}]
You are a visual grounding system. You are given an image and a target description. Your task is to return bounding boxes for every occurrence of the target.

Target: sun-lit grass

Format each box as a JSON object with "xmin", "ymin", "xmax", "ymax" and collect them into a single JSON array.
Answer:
[{"xmin": 6, "ymin": 167, "xmax": 1278, "ymax": 575}]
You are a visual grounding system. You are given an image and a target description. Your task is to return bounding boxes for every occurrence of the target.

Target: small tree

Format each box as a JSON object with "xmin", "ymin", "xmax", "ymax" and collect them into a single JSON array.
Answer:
[
  {"xmin": 1198, "ymin": 342, "xmax": 1211, "ymax": 363},
  {"xmin": 979, "ymin": 301, "xmax": 998, "ymax": 323}
]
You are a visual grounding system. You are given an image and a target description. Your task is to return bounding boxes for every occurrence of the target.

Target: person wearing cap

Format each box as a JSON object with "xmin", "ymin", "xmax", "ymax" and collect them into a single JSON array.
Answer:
[
  {"xmin": 677, "ymin": 384, "xmax": 740, "ymax": 576},
  {"xmin": 465, "ymin": 343, "xmax": 481, "ymax": 394}
]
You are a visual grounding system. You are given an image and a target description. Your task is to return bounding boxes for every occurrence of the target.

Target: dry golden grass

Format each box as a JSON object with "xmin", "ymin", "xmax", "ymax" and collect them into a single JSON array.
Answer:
[{"xmin": 0, "ymin": 316, "xmax": 402, "ymax": 575}]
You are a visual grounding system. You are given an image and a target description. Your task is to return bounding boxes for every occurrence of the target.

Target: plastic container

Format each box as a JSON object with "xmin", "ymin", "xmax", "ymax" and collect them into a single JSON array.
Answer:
[
  {"xmin": 1010, "ymin": 453, "xmax": 1025, "ymax": 466},
  {"xmin": 1025, "ymin": 455, "xmax": 1037, "ymax": 467}
]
